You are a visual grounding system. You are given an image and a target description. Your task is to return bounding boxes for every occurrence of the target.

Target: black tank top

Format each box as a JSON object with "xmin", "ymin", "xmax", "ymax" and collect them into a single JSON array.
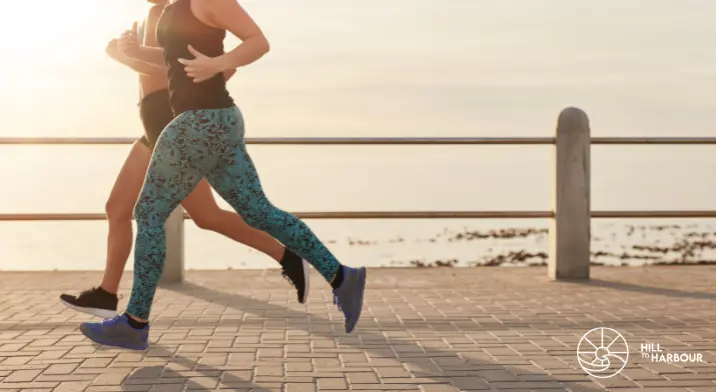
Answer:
[{"xmin": 156, "ymin": 0, "xmax": 234, "ymax": 114}]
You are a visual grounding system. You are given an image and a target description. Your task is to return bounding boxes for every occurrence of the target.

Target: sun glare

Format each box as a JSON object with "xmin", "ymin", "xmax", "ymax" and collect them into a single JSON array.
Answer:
[
  {"xmin": 0, "ymin": 1, "xmax": 152, "ymax": 132},
  {"xmin": 2, "ymin": 1, "xmax": 147, "ymax": 70}
]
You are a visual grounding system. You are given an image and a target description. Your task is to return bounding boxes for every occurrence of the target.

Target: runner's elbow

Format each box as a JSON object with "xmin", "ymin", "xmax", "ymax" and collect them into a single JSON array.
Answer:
[{"xmin": 255, "ymin": 35, "xmax": 270, "ymax": 56}]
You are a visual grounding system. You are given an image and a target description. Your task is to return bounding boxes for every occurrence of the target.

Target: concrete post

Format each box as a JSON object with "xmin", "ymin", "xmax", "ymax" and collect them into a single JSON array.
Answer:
[
  {"xmin": 160, "ymin": 206, "xmax": 185, "ymax": 284},
  {"xmin": 549, "ymin": 107, "xmax": 591, "ymax": 280}
]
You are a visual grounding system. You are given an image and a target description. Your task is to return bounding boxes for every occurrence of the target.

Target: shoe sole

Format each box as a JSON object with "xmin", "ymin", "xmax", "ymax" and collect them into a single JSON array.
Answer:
[
  {"xmin": 346, "ymin": 267, "xmax": 367, "ymax": 334},
  {"xmin": 301, "ymin": 259, "xmax": 311, "ymax": 304},
  {"xmin": 79, "ymin": 323, "xmax": 148, "ymax": 351},
  {"xmin": 60, "ymin": 299, "xmax": 117, "ymax": 319}
]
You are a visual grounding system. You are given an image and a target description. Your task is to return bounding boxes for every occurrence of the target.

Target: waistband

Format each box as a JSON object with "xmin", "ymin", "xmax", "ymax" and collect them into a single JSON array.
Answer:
[{"xmin": 174, "ymin": 104, "xmax": 239, "ymax": 117}]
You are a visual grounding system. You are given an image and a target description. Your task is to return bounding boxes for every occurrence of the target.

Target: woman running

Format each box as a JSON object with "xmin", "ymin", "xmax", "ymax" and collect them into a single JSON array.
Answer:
[
  {"xmin": 80, "ymin": 0, "xmax": 366, "ymax": 350},
  {"xmin": 61, "ymin": 0, "xmax": 310, "ymax": 319}
]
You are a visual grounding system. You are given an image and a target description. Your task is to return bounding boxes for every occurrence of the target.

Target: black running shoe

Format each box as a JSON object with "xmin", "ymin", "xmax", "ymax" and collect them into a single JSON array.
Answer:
[
  {"xmin": 280, "ymin": 250, "xmax": 311, "ymax": 304},
  {"xmin": 59, "ymin": 287, "xmax": 119, "ymax": 319}
]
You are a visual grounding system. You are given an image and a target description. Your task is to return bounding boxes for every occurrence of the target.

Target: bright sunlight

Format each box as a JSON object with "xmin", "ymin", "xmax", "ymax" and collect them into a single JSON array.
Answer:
[
  {"xmin": 2, "ymin": 1, "xmax": 147, "ymax": 73},
  {"xmin": 0, "ymin": 1, "xmax": 151, "ymax": 134}
]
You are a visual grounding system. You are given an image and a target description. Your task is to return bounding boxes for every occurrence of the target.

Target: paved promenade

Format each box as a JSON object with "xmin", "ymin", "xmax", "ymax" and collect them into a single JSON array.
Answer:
[{"xmin": 1, "ymin": 266, "xmax": 715, "ymax": 392}]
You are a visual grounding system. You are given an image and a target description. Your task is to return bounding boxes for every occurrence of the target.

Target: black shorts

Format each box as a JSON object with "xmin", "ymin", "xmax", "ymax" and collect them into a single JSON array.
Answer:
[{"xmin": 138, "ymin": 89, "xmax": 174, "ymax": 150}]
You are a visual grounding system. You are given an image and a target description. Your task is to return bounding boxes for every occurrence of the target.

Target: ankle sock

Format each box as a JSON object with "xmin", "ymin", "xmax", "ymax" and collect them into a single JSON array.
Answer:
[
  {"xmin": 124, "ymin": 313, "xmax": 149, "ymax": 329},
  {"xmin": 330, "ymin": 265, "xmax": 345, "ymax": 289},
  {"xmin": 281, "ymin": 250, "xmax": 344, "ymax": 289}
]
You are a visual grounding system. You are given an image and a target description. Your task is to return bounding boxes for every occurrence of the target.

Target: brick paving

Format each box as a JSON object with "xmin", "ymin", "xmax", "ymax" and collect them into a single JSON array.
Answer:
[{"xmin": 1, "ymin": 266, "xmax": 715, "ymax": 391}]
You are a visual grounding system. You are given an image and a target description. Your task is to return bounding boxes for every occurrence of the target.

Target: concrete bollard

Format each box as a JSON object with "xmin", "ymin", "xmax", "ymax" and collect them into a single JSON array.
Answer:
[
  {"xmin": 159, "ymin": 206, "xmax": 185, "ymax": 284},
  {"xmin": 549, "ymin": 107, "xmax": 591, "ymax": 280}
]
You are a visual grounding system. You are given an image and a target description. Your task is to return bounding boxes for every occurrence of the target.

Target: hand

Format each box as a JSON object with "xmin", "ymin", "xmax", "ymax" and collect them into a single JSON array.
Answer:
[
  {"xmin": 105, "ymin": 39, "xmax": 122, "ymax": 60},
  {"xmin": 117, "ymin": 22, "xmax": 141, "ymax": 57},
  {"xmin": 178, "ymin": 45, "xmax": 225, "ymax": 83}
]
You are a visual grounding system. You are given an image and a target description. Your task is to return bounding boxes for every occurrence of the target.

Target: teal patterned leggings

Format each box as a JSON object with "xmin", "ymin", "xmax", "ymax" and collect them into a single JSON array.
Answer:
[{"xmin": 127, "ymin": 106, "xmax": 341, "ymax": 320}]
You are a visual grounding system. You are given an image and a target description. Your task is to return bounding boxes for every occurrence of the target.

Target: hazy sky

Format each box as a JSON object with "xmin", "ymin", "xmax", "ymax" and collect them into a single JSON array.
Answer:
[{"xmin": 2, "ymin": 0, "xmax": 714, "ymax": 141}]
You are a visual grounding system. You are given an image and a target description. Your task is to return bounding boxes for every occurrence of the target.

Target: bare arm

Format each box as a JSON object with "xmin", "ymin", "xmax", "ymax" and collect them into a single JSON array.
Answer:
[
  {"xmin": 200, "ymin": 0, "xmax": 270, "ymax": 72},
  {"xmin": 224, "ymin": 68, "xmax": 237, "ymax": 80},
  {"xmin": 120, "ymin": 57, "xmax": 165, "ymax": 76},
  {"xmin": 129, "ymin": 46, "xmax": 166, "ymax": 67},
  {"xmin": 107, "ymin": 40, "xmax": 164, "ymax": 76},
  {"xmin": 118, "ymin": 7, "xmax": 168, "ymax": 68},
  {"xmin": 128, "ymin": 39, "xmax": 236, "ymax": 79}
]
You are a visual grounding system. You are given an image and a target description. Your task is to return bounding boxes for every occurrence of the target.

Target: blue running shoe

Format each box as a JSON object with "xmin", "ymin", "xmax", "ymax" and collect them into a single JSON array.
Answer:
[
  {"xmin": 80, "ymin": 314, "xmax": 149, "ymax": 350},
  {"xmin": 332, "ymin": 266, "xmax": 367, "ymax": 333}
]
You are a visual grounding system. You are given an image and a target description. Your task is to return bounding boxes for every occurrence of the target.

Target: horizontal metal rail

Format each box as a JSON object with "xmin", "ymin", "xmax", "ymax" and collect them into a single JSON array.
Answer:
[
  {"xmin": 592, "ymin": 137, "xmax": 716, "ymax": 145},
  {"xmin": 593, "ymin": 210, "xmax": 716, "ymax": 218},
  {"xmin": 3, "ymin": 210, "xmax": 716, "ymax": 221},
  {"xmin": 0, "ymin": 137, "xmax": 552, "ymax": 145},
  {"xmin": 2, "ymin": 137, "xmax": 716, "ymax": 145},
  {"xmin": 0, "ymin": 211, "xmax": 552, "ymax": 221}
]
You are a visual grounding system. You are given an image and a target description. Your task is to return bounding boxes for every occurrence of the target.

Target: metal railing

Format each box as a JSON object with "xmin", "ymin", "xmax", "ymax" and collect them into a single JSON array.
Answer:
[
  {"xmin": 1, "ymin": 107, "xmax": 715, "ymax": 281},
  {"xmin": 3, "ymin": 136, "xmax": 716, "ymax": 146}
]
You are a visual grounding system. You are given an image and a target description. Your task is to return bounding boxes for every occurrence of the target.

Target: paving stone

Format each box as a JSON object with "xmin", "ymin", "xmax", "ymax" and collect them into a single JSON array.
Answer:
[{"xmin": 0, "ymin": 267, "xmax": 714, "ymax": 392}]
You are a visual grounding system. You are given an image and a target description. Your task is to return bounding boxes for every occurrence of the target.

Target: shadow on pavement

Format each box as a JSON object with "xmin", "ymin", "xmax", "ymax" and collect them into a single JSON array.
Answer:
[
  {"xmin": 157, "ymin": 281, "xmax": 605, "ymax": 391},
  {"xmin": 566, "ymin": 279, "xmax": 716, "ymax": 300}
]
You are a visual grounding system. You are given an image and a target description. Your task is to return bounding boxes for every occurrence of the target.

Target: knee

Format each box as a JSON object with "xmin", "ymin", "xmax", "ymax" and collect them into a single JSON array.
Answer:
[
  {"xmin": 240, "ymin": 201, "xmax": 275, "ymax": 231},
  {"xmin": 105, "ymin": 197, "xmax": 134, "ymax": 223},
  {"xmin": 132, "ymin": 199, "xmax": 149, "ymax": 223},
  {"xmin": 133, "ymin": 198, "xmax": 165, "ymax": 226}
]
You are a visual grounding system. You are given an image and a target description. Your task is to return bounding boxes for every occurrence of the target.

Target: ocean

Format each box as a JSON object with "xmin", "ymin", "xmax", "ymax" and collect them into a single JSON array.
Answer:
[{"xmin": 1, "ymin": 0, "xmax": 715, "ymax": 270}]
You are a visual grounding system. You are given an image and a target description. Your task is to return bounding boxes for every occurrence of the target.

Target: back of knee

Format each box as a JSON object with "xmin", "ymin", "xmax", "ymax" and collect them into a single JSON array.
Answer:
[
  {"xmin": 105, "ymin": 197, "xmax": 134, "ymax": 223},
  {"xmin": 191, "ymin": 212, "xmax": 220, "ymax": 230}
]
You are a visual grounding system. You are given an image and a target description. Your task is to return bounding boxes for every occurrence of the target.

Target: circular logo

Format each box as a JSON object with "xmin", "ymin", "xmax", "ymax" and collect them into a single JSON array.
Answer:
[{"xmin": 577, "ymin": 327, "xmax": 629, "ymax": 378}]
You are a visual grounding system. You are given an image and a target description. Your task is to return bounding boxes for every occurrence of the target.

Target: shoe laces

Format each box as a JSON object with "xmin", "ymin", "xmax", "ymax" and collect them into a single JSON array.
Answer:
[
  {"xmin": 100, "ymin": 315, "xmax": 122, "ymax": 326},
  {"xmin": 78, "ymin": 287, "xmax": 98, "ymax": 298},
  {"xmin": 80, "ymin": 287, "xmax": 122, "ymax": 300}
]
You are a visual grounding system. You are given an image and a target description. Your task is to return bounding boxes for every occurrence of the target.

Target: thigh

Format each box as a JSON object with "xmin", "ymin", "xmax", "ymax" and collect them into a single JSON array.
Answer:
[
  {"xmin": 206, "ymin": 140, "xmax": 267, "ymax": 212},
  {"xmin": 138, "ymin": 114, "xmax": 208, "ymax": 215},
  {"xmin": 195, "ymin": 108, "xmax": 256, "ymax": 206}
]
